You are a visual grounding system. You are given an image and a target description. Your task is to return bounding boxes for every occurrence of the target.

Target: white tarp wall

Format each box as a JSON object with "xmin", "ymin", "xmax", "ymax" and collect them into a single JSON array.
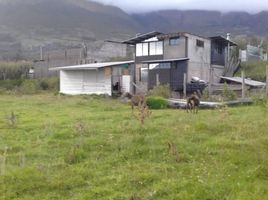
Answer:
[
  {"xmin": 121, "ymin": 75, "xmax": 132, "ymax": 93},
  {"xmin": 60, "ymin": 69, "xmax": 112, "ymax": 95}
]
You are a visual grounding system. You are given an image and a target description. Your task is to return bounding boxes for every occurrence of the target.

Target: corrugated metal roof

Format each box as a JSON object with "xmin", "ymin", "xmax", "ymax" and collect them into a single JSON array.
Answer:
[
  {"xmin": 49, "ymin": 61, "xmax": 134, "ymax": 71},
  {"xmin": 122, "ymin": 31, "xmax": 162, "ymax": 45},
  {"xmin": 142, "ymin": 58, "xmax": 189, "ymax": 63},
  {"xmin": 220, "ymin": 76, "xmax": 266, "ymax": 87},
  {"xmin": 210, "ymin": 36, "xmax": 237, "ymax": 46}
]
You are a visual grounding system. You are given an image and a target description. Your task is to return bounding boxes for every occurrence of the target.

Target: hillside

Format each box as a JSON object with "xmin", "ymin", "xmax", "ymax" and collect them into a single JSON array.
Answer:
[
  {"xmin": 132, "ymin": 10, "xmax": 268, "ymax": 37},
  {"xmin": 0, "ymin": 0, "xmax": 141, "ymax": 41},
  {"xmin": 1, "ymin": 0, "xmax": 268, "ymax": 60}
]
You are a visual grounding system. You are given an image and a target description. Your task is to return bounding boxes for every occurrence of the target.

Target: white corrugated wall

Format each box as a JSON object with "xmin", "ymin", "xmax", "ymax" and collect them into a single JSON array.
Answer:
[{"xmin": 60, "ymin": 69, "xmax": 112, "ymax": 95}]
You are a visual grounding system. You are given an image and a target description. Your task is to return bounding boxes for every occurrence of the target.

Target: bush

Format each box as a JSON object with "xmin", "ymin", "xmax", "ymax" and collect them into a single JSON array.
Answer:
[
  {"xmin": 19, "ymin": 79, "xmax": 40, "ymax": 94},
  {"xmin": 0, "ymin": 61, "xmax": 33, "ymax": 80},
  {"xmin": 252, "ymin": 94, "xmax": 268, "ymax": 108},
  {"xmin": 148, "ymin": 84, "xmax": 170, "ymax": 98},
  {"xmin": 222, "ymin": 82, "xmax": 237, "ymax": 101},
  {"xmin": 0, "ymin": 77, "xmax": 59, "ymax": 94},
  {"xmin": 146, "ymin": 96, "xmax": 168, "ymax": 109},
  {"xmin": 237, "ymin": 61, "xmax": 268, "ymax": 82},
  {"xmin": 0, "ymin": 79, "xmax": 24, "ymax": 90},
  {"xmin": 38, "ymin": 77, "xmax": 59, "ymax": 91}
]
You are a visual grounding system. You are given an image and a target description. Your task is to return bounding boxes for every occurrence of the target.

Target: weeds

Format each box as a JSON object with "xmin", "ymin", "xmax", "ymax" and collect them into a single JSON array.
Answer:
[
  {"xmin": 167, "ymin": 142, "xmax": 180, "ymax": 163},
  {"xmin": 222, "ymin": 82, "xmax": 237, "ymax": 101},
  {"xmin": 148, "ymin": 84, "xmax": 170, "ymax": 98},
  {"xmin": 6, "ymin": 111, "xmax": 17, "ymax": 128},
  {"xmin": 133, "ymin": 101, "xmax": 152, "ymax": 126},
  {"xmin": 0, "ymin": 147, "xmax": 8, "ymax": 175},
  {"xmin": 73, "ymin": 119, "xmax": 88, "ymax": 136}
]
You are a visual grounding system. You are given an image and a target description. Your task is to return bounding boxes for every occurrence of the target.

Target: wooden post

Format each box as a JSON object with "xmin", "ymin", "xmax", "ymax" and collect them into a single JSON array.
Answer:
[
  {"xmin": 208, "ymin": 67, "xmax": 212, "ymax": 98},
  {"xmin": 40, "ymin": 46, "xmax": 43, "ymax": 61},
  {"xmin": 266, "ymin": 65, "xmax": 268, "ymax": 95},
  {"xmin": 242, "ymin": 70, "xmax": 246, "ymax": 99},
  {"xmin": 156, "ymin": 74, "xmax": 160, "ymax": 86},
  {"xmin": 183, "ymin": 73, "xmax": 187, "ymax": 99}
]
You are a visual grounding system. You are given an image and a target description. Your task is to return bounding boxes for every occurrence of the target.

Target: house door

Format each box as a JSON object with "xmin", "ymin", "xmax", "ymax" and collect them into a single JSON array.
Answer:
[
  {"xmin": 148, "ymin": 63, "xmax": 171, "ymax": 90},
  {"xmin": 170, "ymin": 61, "xmax": 187, "ymax": 91}
]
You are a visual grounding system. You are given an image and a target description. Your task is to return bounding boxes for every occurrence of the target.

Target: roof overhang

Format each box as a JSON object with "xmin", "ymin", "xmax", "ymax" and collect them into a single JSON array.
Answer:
[
  {"xmin": 220, "ymin": 76, "xmax": 266, "ymax": 87},
  {"xmin": 49, "ymin": 61, "xmax": 134, "ymax": 71},
  {"xmin": 142, "ymin": 58, "xmax": 189, "ymax": 64},
  {"xmin": 122, "ymin": 31, "xmax": 162, "ymax": 45},
  {"xmin": 210, "ymin": 36, "xmax": 237, "ymax": 46}
]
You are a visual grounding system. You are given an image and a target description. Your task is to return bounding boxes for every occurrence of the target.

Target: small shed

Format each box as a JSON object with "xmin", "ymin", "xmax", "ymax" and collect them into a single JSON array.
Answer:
[{"xmin": 50, "ymin": 61, "xmax": 134, "ymax": 96}]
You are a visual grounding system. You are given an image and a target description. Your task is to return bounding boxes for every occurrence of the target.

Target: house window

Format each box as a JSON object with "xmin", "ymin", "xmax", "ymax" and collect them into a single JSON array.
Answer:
[
  {"xmin": 196, "ymin": 39, "xmax": 204, "ymax": 48},
  {"xmin": 140, "ymin": 64, "xmax": 148, "ymax": 82},
  {"xmin": 136, "ymin": 43, "xmax": 149, "ymax": 56},
  {"xmin": 169, "ymin": 37, "xmax": 180, "ymax": 45},
  {"xmin": 149, "ymin": 41, "xmax": 163, "ymax": 55},
  {"xmin": 215, "ymin": 44, "xmax": 223, "ymax": 54},
  {"xmin": 149, "ymin": 63, "xmax": 171, "ymax": 70}
]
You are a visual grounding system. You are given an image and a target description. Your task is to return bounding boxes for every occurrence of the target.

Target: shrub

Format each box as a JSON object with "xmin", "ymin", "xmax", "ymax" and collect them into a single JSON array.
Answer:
[
  {"xmin": 237, "ymin": 61, "xmax": 268, "ymax": 82},
  {"xmin": 148, "ymin": 84, "xmax": 170, "ymax": 98},
  {"xmin": 146, "ymin": 96, "xmax": 168, "ymax": 109},
  {"xmin": 0, "ymin": 61, "xmax": 33, "ymax": 80},
  {"xmin": 222, "ymin": 82, "xmax": 237, "ymax": 101},
  {"xmin": 252, "ymin": 94, "xmax": 268, "ymax": 108},
  {"xmin": 0, "ymin": 79, "xmax": 24, "ymax": 90},
  {"xmin": 38, "ymin": 77, "xmax": 59, "ymax": 91},
  {"xmin": 19, "ymin": 79, "xmax": 40, "ymax": 94}
]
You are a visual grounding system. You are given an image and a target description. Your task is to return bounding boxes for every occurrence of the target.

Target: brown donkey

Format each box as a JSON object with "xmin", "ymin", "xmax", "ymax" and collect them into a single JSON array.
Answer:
[{"xmin": 186, "ymin": 92, "xmax": 200, "ymax": 113}]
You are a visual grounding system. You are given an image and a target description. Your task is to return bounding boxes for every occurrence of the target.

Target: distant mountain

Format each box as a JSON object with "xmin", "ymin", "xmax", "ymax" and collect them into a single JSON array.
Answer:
[
  {"xmin": 132, "ymin": 10, "xmax": 268, "ymax": 37},
  {"xmin": 0, "ymin": 0, "xmax": 141, "ymax": 44},
  {"xmin": 0, "ymin": 0, "xmax": 268, "ymax": 60}
]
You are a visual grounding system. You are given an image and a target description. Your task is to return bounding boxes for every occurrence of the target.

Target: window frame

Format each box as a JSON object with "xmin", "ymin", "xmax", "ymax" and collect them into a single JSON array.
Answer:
[
  {"xmin": 169, "ymin": 37, "xmax": 180, "ymax": 46},
  {"xmin": 196, "ymin": 39, "xmax": 204, "ymax": 48},
  {"xmin": 149, "ymin": 41, "xmax": 163, "ymax": 56},
  {"xmin": 136, "ymin": 42, "xmax": 149, "ymax": 57}
]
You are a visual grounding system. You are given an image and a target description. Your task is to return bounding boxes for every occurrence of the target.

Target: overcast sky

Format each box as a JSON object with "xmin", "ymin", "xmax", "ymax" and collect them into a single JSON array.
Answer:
[{"xmin": 91, "ymin": 0, "xmax": 268, "ymax": 13}]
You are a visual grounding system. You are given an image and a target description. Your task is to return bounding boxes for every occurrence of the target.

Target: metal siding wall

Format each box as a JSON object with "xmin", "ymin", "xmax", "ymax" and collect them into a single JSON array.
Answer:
[
  {"xmin": 60, "ymin": 69, "xmax": 111, "ymax": 95},
  {"xmin": 211, "ymin": 65, "xmax": 225, "ymax": 83},
  {"xmin": 170, "ymin": 61, "xmax": 187, "ymax": 91},
  {"xmin": 83, "ymin": 69, "xmax": 112, "ymax": 96},
  {"xmin": 60, "ymin": 70, "xmax": 83, "ymax": 94},
  {"xmin": 148, "ymin": 69, "xmax": 170, "ymax": 90},
  {"xmin": 211, "ymin": 41, "xmax": 226, "ymax": 66}
]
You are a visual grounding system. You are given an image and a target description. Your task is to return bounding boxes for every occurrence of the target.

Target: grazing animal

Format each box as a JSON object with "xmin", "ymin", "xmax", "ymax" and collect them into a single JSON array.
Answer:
[
  {"xmin": 122, "ymin": 92, "xmax": 146, "ymax": 111},
  {"xmin": 130, "ymin": 94, "xmax": 145, "ymax": 111},
  {"xmin": 186, "ymin": 92, "xmax": 200, "ymax": 113}
]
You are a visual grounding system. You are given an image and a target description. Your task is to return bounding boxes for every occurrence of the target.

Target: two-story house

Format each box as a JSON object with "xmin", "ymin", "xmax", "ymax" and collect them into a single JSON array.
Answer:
[
  {"xmin": 51, "ymin": 31, "xmax": 237, "ymax": 96},
  {"xmin": 123, "ymin": 31, "xmax": 237, "ymax": 93}
]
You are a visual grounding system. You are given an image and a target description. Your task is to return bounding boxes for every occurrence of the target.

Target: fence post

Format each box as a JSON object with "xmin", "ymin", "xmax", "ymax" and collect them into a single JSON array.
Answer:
[
  {"xmin": 156, "ymin": 74, "xmax": 160, "ymax": 86},
  {"xmin": 183, "ymin": 73, "xmax": 187, "ymax": 99},
  {"xmin": 266, "ymin": 65, "xmax": 268, "ymax": 95},
  {"xmin": 242, "ymin": 70, "xmax": 246, "ymax": 99},
  {"xmin": 208, "ymin": 67, "xmax": 212, "ymax": 99}
]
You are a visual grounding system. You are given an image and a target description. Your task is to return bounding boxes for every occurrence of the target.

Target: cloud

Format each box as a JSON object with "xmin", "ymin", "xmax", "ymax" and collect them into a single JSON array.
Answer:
[{"xmin": 91, "ymin": 0, "xmax": 268, "ymax": 13}]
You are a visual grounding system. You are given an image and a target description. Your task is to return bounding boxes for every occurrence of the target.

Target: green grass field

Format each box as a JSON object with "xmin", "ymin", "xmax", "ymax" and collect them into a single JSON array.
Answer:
[{"xmin": 0, "ymin": 94, "xmax": 267, "ymax": 200}]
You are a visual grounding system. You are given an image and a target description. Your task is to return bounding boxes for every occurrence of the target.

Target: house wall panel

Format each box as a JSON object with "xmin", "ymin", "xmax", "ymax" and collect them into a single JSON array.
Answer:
[
  {"xmin": 60, "ymin": 69, "xmax": 111, "ymax": 95},
  {"xmin": 163, "ymin": 37, "xmax": 187, "ymax": 59}
]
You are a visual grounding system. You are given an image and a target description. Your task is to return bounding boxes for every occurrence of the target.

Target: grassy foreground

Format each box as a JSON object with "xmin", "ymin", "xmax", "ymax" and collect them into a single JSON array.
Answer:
[{"xmin": 0, "ymin": 94, "xmax": 267, "ymax": 200}]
